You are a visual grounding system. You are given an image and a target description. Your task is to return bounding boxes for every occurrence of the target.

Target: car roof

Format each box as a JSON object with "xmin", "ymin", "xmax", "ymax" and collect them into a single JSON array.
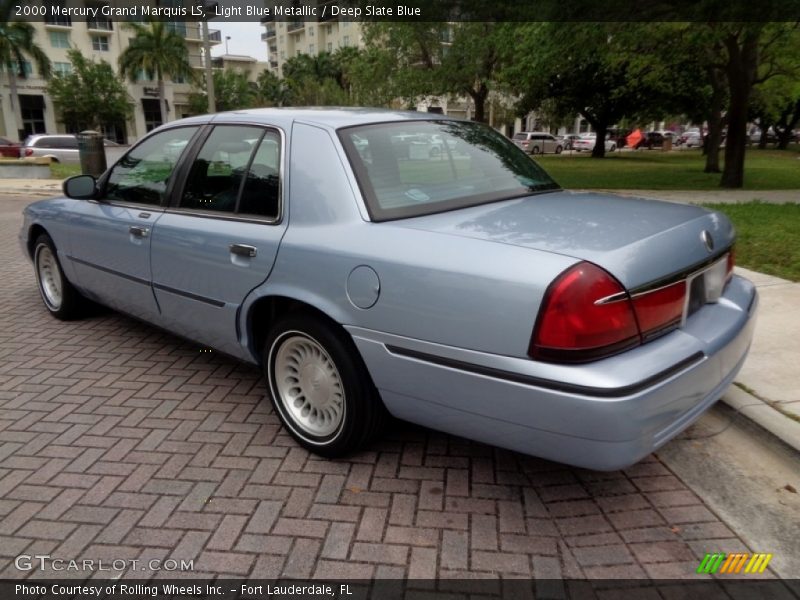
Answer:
[{"xmin": 169, "ymin": 107, "xmax": 460, "ymax": 131}]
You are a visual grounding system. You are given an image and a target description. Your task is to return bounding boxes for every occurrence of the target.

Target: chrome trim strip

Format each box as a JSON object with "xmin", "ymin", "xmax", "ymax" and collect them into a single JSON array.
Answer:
[{"xmin": 385, "ymin": 345, "xmax": 705, "ymax": 398}]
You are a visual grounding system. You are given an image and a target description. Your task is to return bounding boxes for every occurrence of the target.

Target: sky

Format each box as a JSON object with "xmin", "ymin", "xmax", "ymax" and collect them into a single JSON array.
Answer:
[{"xmin": 210, "ymin": 21, "xmax": 266, "ymax": 59}]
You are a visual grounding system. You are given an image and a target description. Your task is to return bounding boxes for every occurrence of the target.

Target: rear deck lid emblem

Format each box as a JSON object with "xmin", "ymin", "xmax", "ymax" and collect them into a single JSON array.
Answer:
[{"xmin": 701, "ymin": 230, "xmax": 714, "ymax": 252}]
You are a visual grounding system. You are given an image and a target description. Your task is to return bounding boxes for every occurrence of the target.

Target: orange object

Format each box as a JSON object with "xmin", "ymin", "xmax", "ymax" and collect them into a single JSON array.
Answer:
[{"xmin": 626, "ymin": 128, "xmax": 643, "ymax": 148}]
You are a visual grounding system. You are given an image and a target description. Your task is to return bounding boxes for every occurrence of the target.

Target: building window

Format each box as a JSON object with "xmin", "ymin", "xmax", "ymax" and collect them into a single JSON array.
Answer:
[
  {"xmin": 137, "ymin": 69, "xmax": 152, "ymax": 81},
  {"xmin": 309, "ymin": 27, "xmax": 314, "ymax": 37},
  {"xmin": 141, "ymin": 98, "xmax": 163, "ymax": 132},
  {"xmin": 87, "ymin": 18, "xmax": 113, "ymax": 31},
  {"xmin": 309, "ymin": 43, "xmax": 315, "ymax": 54},
  {"xmin": 343, "ymin": 36, "xmax": 350, "ymax": 46},
  {"xmin": 91, "ymin": 36, "xmax": 109, "ymax": 51},
  {"xmin": 49, "ymin": 31, "xmax": 70, "ymax": 48},
  {"xmin": 327, "ymin": 42, "xmax": 332, "ymax": 52},
  {"xmin": 20, "ymin": 95, "xmax": 46, "ymax": 137},
  {"xmin": 165, "ymin": 21, "xmax": 186, "ymax": 37},
  {"xmin": 45, "ymin": 14, "xmax": 72, "ymax": 27},
  {"xmin": 54, "ymin": 62, "xmax": 72, "ymax": 76},
  {"xmin": 17, "ymin": 61, "xmax": 33, "ymax": 78}
]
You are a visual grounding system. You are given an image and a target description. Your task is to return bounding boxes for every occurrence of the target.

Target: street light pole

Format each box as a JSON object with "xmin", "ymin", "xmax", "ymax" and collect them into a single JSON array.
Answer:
[
  {"xmin": 202, "ymin": 1, "xmax": 217, "ymax": 113},
  {"xmin": 226, "ymin": 36, "xmax": 231, "ymax": 54}
]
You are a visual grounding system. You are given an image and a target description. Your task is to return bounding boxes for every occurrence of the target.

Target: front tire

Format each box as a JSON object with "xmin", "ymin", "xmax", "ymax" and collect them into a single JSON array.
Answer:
[
  {"xmin": 33, "ymin": 234, "xmax": 84, "ymax": 320},
  {"xmin": 555, "ymin": 145, "xmax": 563, "ymax": 154},
  {"xmin": 264, "ymin": 313, "xmax": 386, "ymax": 457}
]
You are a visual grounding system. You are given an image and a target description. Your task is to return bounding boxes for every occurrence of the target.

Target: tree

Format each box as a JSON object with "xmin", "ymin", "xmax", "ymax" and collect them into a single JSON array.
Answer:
[
  {"xmin": 118, "ymin": 21, "xmax": 195, "ymax": 126},
  {"xmin": 188, "ymin": 68, "xmax": 258, "ymax": 113},
  {"xmin": 0, "ymin": 1, "xmax": 50, "ymax": 138},
  {"xmin": 255, "ymin": 70, "xmax": 291, "ymax": 107},
  {"xmin": 47, "ymin": 49, "xmax": 133, "ymax": 134},
  {"xmin": 503, "ymin": 23, "xmax": 667, "ymax": 157},
  {"xmin": 361, "ymin": 22, "xmax": 509, "ymax": 122},
  {"xmin": 280, "ymin": 51, "xmax": 354, "ymax": 106},
  {"xmin": 686, "ymin": 21, "xmax": 800, "ymax": 187}
]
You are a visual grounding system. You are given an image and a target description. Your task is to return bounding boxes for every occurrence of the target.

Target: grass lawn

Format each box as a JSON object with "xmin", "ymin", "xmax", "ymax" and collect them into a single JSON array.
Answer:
[
  {"xmin": 702, "ymin": 202, "xmax": 800, "ymax": 282},
  {"xmin": 537, "ymin": 147, "xmax": 800, "ymax": 190},
  {"xmin": 50, "ymin": 162, "xmax": 81, "ymax": 179}
]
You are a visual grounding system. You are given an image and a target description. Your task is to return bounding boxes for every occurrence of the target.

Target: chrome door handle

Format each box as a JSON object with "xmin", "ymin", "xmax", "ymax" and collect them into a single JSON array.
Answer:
[
  {"xmin": 229, "ymin": 243, "xmax": 257, "ymax": 258},
  {"xmin": 129, "ymin": 226, "xmax": 149, "ymax": 238}
]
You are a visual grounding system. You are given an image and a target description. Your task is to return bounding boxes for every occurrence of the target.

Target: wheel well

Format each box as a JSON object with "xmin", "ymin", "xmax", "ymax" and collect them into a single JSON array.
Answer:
[
  {"xmin": 248, "ymin": 296, "xmax": 342, "ymax": 362},
  {"xmin": 27, "ymin": 224, "xmax": 48, "ymax": 259}
]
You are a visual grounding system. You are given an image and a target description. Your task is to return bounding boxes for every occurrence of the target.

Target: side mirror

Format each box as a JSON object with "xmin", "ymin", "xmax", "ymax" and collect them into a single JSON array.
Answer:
[{"xmin": 63, "ymin": 175, "xmax": 97, "ymax": 200}]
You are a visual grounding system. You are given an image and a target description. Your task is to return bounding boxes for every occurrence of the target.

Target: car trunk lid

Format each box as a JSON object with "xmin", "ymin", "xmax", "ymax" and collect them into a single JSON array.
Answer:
[{"xmin": 389, "ymin": 190, "xmax": 734, "ymax": 290}]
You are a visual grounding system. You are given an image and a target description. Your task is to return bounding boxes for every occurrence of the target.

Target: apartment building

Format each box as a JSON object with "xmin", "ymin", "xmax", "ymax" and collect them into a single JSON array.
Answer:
[
  {"xmin": 261, "ymin": 11, "xmax": 363, "ymax": 75},
  {"xmin": 0, "ymin": 14, "xmax": 221, "ymax": 144}
]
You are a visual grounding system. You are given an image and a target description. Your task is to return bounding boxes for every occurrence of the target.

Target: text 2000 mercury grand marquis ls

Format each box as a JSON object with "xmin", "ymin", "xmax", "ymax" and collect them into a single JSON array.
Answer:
[{"xmin": 19, "ymin": 109, "xmax": 757, "ymax": 470}]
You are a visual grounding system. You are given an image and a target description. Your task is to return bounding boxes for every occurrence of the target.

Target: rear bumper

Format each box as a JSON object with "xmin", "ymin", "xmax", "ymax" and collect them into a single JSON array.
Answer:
[{"xmin": 349, "ymin": 275, "xmax": 757, "ymax": 471}]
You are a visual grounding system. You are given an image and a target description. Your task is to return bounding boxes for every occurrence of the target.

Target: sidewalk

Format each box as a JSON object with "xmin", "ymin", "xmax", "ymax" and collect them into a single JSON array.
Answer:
[
  {"xmin": 1, "ymin": 177, "xmax": 63, "ymax": 197},
  {"xmin": 726, "ymin": 267, "xmax": 800, "ymax": 452},
  {"xmin": 5, "ymin": 180, "xmax": 800, "ymax": 454},
  {"xmin": 592, "ymin": 189, "xmax": 800, "ymax": 204}
]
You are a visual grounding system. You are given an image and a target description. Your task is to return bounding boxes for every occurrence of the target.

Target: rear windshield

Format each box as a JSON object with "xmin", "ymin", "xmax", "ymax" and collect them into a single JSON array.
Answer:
[{"xmin": 339, "ymin": 121, "xmax": 559, "ymax": 221}]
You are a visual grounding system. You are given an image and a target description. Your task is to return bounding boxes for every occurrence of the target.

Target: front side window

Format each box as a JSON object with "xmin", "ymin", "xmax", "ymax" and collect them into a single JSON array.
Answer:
[
  {"xmin": 105, "ymin": 127, "xmax": 199, "ymax": 206},
  {"xmin": 180, "ymin": 125, "xmax": 281, "ymax": 219},
  {"xmin": 340, "ymin": 120, "xmax": 559, "ymax": 221}
]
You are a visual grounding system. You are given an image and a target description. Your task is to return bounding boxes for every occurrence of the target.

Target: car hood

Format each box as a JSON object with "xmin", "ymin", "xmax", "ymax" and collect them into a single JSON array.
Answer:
[{"xmin": 389, "ymin": 190, "xmax": 734, "ymax": 289}]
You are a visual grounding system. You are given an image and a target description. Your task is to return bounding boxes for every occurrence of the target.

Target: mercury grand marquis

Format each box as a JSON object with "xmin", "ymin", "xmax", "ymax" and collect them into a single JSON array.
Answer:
[{"xmin": 19, "ymin": 109, "xmax": 757, "ymax": 470}]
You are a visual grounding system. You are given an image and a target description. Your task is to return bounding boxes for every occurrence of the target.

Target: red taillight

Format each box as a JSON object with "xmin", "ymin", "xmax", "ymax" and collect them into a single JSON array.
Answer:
[
  {"xmin": 530, "ymin": 262, "xmax": 640, "ymax": 362},
  {"xmin": 24, "ymin": 148, "xmax": 33, "ymax": 157},
  {"xmin": 530, "ymin": 262, "xmax": 694, "ymax": 363},
  {"xmin": 631, "ymin": 281, "xmax": 686, "ymax": 340}
]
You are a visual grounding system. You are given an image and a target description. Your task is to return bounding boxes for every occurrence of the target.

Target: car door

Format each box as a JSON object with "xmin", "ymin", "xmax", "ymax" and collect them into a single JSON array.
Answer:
[
  {"xmin": 149, "ymin": 124, "xmax": 287, "ymax": 357},
  {"xmin": 64, "ymin": 126, "xmax": 201, "ymax": 321}
]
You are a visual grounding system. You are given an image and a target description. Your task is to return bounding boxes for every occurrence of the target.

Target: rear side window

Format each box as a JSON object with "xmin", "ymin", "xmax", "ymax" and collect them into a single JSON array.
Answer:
[{"xmin": 179, "ymin": 125, "xmax": 281, "ymax": 219}]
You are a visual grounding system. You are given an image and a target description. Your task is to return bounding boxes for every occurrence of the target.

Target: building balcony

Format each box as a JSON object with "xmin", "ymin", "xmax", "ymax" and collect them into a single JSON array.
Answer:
[
  {"xmin": 184, "ymin": 25, "xmax": 221, "ymax": 45},
  {"xmin": 269, "ymin": 59, "xmax": 279, "ymax": 69},
  {"xmin": 208, "ymin": 29, "xmax": 222, "ymax": 43},
  {"xmin": 262, "ymin": 26, "xmax": 277, "ymax": 39},
  {"xmin": 287, "ymin": 21, "xmax": 304, "ymax": 33}
]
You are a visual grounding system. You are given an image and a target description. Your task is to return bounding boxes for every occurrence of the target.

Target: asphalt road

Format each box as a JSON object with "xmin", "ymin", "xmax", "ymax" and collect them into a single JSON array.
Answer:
[{"xmin": 0, "ymin": 194, "xmax": 797, "ymax": 587}]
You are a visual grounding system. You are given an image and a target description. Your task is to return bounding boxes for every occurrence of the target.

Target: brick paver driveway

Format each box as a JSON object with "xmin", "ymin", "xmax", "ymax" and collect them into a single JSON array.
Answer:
[{"xmin": 0, "ymin": 195, "xmax": 753, "ymax": 580}]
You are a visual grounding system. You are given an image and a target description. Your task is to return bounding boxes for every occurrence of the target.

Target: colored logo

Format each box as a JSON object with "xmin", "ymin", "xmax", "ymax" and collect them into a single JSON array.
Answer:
[{"xmin": 697, "ymin": 553, "xmax": 772, "ymax": 574}]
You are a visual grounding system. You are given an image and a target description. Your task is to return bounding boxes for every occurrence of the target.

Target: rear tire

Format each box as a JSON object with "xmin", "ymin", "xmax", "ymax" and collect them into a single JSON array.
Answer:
[
  {"xmin": 33, "ymin": 234, "xmax": 84, "ymax": 320},
  {"xmin": 264, "ymin": 313, "xmax": 387, "ymax": 457},
  {"xmin": 531, "ymin": 146, "xmax": 541, "ymax": 155}
]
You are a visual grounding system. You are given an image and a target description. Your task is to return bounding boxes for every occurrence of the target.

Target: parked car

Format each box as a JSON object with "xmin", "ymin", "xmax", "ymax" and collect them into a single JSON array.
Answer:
[
  {"xmin": 20, "ymin": 134, "xmax": 120, "ymax": 163},
  {"xmin": 680, "ymin": 131, "xmax": 704, "ymax": 148},
  {"xmin": 572, "ymin": 134, "xmax": 617, "ymax": 152},
  {"xmin": 19, "ymin": 109, "xmax": 756, "ymax": 470},
  {"xmin": 560, "ymin": 134, "xmax": 582, "ymax": 150},
  {"xmin": 0, "ymin": 136, "xmax": 20, "ymax": 158},
  {"xmin": 512, "ymin": 131, "xmax": 563, "ymax": 154},
  {"xmin": 633, "ymin": 131, "xmax": 667, "ymax": 149}
]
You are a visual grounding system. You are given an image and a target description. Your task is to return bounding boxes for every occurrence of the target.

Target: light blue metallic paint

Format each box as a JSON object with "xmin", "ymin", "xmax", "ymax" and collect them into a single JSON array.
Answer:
[{"xmin": 20, "ymin": 108, "xmax": 757, "ymax": 470}]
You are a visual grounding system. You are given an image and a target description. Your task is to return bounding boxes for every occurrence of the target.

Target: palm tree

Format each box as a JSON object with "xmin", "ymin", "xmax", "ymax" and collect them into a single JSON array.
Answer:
[
  {"xmin": 0, "ymin": 2, "xmax": 51, "ymax": 139},
  {"xmin": 118, "ymin": 21, "xmax": 194, "ymax": 126}
]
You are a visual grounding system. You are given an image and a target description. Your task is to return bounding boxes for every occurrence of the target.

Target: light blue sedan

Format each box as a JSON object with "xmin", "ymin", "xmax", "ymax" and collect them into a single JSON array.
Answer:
[{"xmin": 19, "ymin": 109, "xmax": 757, "ymax": 470}]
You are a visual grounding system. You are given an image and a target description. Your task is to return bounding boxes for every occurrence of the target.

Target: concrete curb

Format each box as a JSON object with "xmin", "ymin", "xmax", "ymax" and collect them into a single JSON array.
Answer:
[{"xmin": 721, "ymin": 385, "xmax": 800, "ymax": 454}]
